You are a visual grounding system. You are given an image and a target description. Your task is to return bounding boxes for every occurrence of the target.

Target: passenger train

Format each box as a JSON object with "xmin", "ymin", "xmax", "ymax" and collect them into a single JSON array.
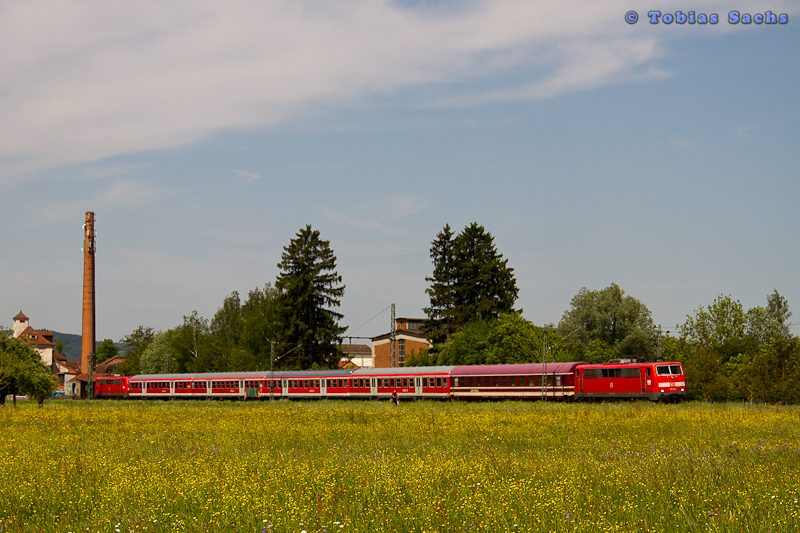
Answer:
[{"xmin": 93, "ymin": 360, "xmax": 687, "ymax": 402}]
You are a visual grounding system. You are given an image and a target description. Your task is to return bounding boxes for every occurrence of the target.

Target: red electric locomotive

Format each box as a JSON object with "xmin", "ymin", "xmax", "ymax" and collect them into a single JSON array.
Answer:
[{"xmin": 573, "ymin": 361, "xmax": 686, "ymax": 402}]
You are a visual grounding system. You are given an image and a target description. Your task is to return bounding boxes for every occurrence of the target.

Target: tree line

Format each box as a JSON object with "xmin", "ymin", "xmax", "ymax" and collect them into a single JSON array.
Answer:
[{"xmin": 106, "ymin": 220, "xmax": 796, "ymax": 403}]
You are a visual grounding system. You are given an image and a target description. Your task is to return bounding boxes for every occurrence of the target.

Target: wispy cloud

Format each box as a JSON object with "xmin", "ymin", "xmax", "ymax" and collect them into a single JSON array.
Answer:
[
  {"xmin": 32, "ymin": 179, "xmax": 172, "ymax": 225},
  {"xmin": 2, "ymin": 0, "xmax": 796, "ymax": 178},
  {"xmin": 228, "ymin": 168, "xmax": 260, "ymax": 182},
  {"xmin": 321, "ymin": 207, "xmax": 405, "ymax": 237}
]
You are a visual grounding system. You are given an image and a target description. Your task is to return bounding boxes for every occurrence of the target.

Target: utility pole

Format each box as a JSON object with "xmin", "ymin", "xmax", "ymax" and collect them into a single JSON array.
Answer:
[
  {"xmin": 656, "ymin": 325, "xmax": 663, "ymax": 360},
  {"xmin": 88, "ymin": 351, "xmax": 95, "ymax": 400},
  {"xmin": 270, "ymin": 341, "xmax": 275, "ymax": 400},
  {"xmin": 390, "ymin": 303, "xmax": 396, "ymax": 368},
  {"xmin": 541, "ymin": 324, "xmax": 552, "ymax": 401}
]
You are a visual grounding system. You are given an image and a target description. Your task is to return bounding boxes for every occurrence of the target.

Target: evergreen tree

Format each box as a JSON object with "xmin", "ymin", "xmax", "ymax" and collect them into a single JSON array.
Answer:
[
  {"xmin": 275, "ymin": 225, "xmax": 346, "ymax": 369},
  {"xmin": 423, "ymin": 224, "xmax": 458, "ymax": 349},
  {"xmin": 452, "ymin": 222, "xmax": 519, "ymax": 325}
]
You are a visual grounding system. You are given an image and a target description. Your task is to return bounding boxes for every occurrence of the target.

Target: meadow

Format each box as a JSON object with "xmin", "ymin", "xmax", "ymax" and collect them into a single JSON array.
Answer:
[{"xmin": 0, "ymin": 400, "xmax": 798, "ymax": 533}]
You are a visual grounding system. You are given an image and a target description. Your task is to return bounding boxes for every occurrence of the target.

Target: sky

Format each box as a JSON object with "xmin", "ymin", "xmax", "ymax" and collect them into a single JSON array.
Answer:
[{"xmin": 2, "ymin": 0, "xmax": 798, "ymax": 343}]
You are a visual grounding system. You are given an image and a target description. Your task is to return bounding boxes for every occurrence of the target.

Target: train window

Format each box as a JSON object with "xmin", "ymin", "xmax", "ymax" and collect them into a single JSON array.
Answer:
[
  {"xmin": 314, "ymin": 380, "xmax": 319, "ymax": 388},
  {"xmin": 436, "ymin": 377, "xmax": 442, "ymax": 388},
  {"xmin": 400, "ymin": 378, "xmax": 405, "ymax": 388},
  {"xmin": 670, "ymin": 365, "xmax": 682, "ymax": 375},
  {"xmin": 656, "ymin": 366, "xmax": 671, "ymax": 376},
  {"xmin": 422, "ymin": 377, "xmax": 427, "ymax": 387}
]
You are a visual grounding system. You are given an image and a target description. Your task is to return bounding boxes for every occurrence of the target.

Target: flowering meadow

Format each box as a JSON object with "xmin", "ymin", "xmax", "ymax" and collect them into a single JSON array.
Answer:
[{"xmin": 0, "ymin": 400, "xmax": 798, "ymax": 533}]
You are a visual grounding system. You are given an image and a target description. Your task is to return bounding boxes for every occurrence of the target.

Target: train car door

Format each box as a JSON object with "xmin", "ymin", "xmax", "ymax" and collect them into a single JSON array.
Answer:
[
  {"xmin": 415, "ymin": 377, "xmax": 422, "ymax": 398},
  {"xmin": 370, "ymin": 377, "xmax": 377, "ymax": 397},
  {"xmin": 640, "ymin": 367, "xmax": 647, "ymax": 394},
  {"xmin": 578, "ymin": 370, "xmax": 585, "ymax": 393},
  {"xmin": 282, "ymin": 379, "xmax": 288, "ymax": 398}
]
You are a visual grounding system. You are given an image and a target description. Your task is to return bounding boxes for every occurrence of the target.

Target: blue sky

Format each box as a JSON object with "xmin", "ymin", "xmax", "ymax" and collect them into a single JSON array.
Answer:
[{"xmin": 2, "ymin": 0, "xmax": 798, "ymax": 342}]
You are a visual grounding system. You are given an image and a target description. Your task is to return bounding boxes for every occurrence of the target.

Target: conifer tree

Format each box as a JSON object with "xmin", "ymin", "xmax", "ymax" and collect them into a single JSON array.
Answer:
[
  {"xmin": 424, "ymin": 223, "xmax": 519, "ymax": 350},
  {"xmin": 276, "ymin": 225, "xmax": 346, "ymax": 368},
  {"xmin": 452, "ymin": 222, "xmax": 519, "ymax": 324},
  {"xmin": 423, "ymin": 224, "xmax": 458, "ymax": 349}
]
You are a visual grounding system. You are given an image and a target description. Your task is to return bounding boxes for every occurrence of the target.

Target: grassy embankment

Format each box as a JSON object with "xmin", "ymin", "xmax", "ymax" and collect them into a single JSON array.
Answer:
[{"xmin": 1, "ymin": 400, "xmax": 798, "ymax": 532}]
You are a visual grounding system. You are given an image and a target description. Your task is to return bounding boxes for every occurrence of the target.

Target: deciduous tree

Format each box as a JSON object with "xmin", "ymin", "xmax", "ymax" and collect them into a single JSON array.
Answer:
[
  {"xmin": 558, "ymin": 283, "xmax": 655, "ymax": 358},
  {"xmin": 117, "ymin": 326, "xmax": 155, "ymax": 375},
  {"xmin": 95, "ymin": 339, "xmax": 120, "ymax": 364},
  {"xmin": 0, "ymin": 329, "xmax": 56, "ymax": 407}
]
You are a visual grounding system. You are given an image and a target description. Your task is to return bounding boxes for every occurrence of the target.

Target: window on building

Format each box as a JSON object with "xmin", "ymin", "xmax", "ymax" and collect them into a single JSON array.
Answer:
[{"xmin": 398, "ymin": 339, "xmax": 406, "ymax": 365}]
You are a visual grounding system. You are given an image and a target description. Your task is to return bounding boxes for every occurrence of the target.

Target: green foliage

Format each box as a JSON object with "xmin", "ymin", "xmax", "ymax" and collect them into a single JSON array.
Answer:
[
  {"xmin": 139, "ymin": 330, "xmax": 176, "ymax": 374},
  {"xmin": 436, "ymin": 320, "xmax": 494, "ymax": 365},
  {"xmin": 0, "ymin": 329, "xmax": 56, "ymax": 407},
  {"xmin": 276, "ymin": 225, "xmax": 347, "ymax": 369},
  {"xmin": 766, "ymin": 289, "xmax": 792, "ymax": 338},
  {"xmin": 680, "ymin": 295, "xmax": 746, "ymax": 348},
  {"xmin": 558, "ymin": 283, "xmax": 656, "ymax": 359},
  {"xmin": 424, "ymin": 223, "xmax": 518, "ymax": 351},
  {"xmin": 433, "ymin": 314, "xmax": 572, "ymax": 366},
  {"xmin": 423, "ymin": 224, "xmax": 458, "ymax": 349},
  {"xmin": 170, "ymin": 311, "xmax": 212, "ymax": 372},
  {"xmin": 452, "ymin": 223, "xmax": 519, "ymax": 324},
  {"xmin": 678, "ymin": 291, "xmax": 797, "ymax": 402},
  {"xmin": 116, "ymin": 326, "xmax": 155, "ymax": 375},
  {"xmin": 95, "ymin": 338, "xmax": 120, "ymax": 364},
  {"xmin": 404, "ymin": 348, "xmax": 437, "ymax": 367},
  {"xmin": 484, "ymin": 313, "xmax": 542, "ymax": 364},
  {"xmin": 53, "ymin": 338, "xmax": 67, "ymax": 356}
]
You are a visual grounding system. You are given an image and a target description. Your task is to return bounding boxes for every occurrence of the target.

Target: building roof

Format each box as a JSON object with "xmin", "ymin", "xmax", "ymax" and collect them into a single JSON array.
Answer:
[
  {"xmin": 95, "ymin": 355, "xmax": 127, "ymax": 375},
  {"xmin": 371, "ymin": 330, "xmax": 430, "ymax": 342},
  {"xmin": 18, "ymin": 326, "xmax": 54, "ymax": 347},
  {"xmin": 13, "ymin": 311, "xmax": 29, "ymax": 320},
  {"xmin": 339, "ymin": 343, "xmax": 371, "ymax": 355}
]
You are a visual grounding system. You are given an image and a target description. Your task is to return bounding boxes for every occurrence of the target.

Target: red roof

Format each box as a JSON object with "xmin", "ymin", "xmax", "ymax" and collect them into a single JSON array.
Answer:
[
  {"xmin": 19, "ymin": 326, "xmax": 54, "ymax": 347},
  {"xmin": 13, "ymin": 311, "xmax": 29, "ymax": 320}
]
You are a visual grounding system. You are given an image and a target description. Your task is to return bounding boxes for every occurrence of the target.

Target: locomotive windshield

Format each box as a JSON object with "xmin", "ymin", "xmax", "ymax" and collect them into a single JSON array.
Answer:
[{"xmin": 656, "ymin": 365, "xmax": 683, "ymax": 376}]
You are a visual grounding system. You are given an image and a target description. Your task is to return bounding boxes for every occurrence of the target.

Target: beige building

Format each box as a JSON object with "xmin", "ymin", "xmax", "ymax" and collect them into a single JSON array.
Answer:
[{"xmin": 11, "ymin": 311, "xmax": 78, "ymax": 395}]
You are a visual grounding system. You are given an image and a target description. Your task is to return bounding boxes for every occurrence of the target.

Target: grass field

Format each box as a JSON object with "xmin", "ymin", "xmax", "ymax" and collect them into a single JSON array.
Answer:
[{"xmin": 0, "ymin": 400, "xmax": 798, "ymax": 533}]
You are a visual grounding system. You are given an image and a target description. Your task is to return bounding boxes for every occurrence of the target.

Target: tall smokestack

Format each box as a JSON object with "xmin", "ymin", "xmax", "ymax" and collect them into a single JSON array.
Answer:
[{"xmin": 81, "ymin": 212, "xmax": 96, "ymax": 377}]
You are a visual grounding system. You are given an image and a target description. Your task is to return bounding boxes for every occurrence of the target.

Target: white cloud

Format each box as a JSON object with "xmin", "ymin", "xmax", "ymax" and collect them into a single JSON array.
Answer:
[
  {"xmin": 321, "ymin": 207, "xmax": 405, "ymax": 237},
  {"xmin": 30, "ymin": 179, "xmax": 172, "ymax": 225},
  {"xmin": 228, "ymin": 168, "xmax": 260, "ymax": 182},
  {"xmin": 2, "ymin": 0, "xmax": 796, "ymax": 179}
]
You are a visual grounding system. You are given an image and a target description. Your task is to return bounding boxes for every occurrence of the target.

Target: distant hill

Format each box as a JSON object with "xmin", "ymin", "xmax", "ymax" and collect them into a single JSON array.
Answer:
[{"xmin": 49, "ymin": 331, "xmax": 125, "ymax": 361}]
